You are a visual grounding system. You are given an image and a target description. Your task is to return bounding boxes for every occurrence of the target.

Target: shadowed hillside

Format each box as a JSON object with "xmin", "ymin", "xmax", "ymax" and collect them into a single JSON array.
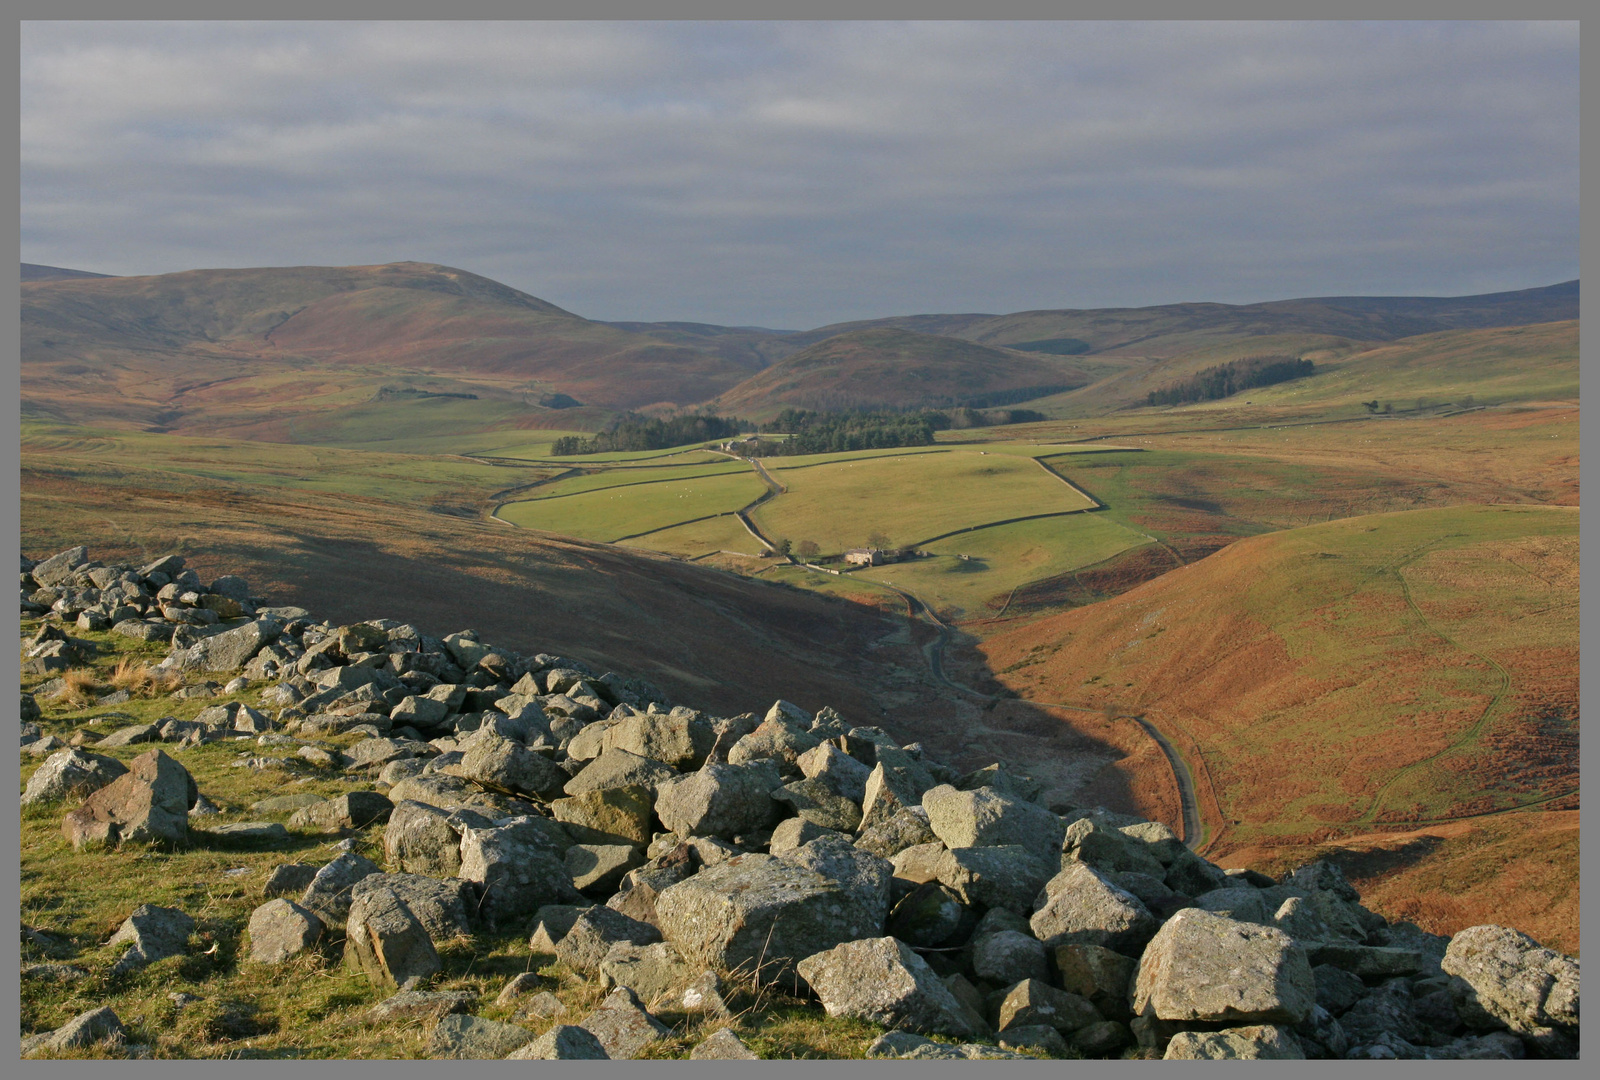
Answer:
[
  {"xmin": 21, "ymin": 263, "xmax": 114, "ymax": 281},
  {"xmin": 712, "ymin": 327, "xmax": 1092, "ymax": 415}
]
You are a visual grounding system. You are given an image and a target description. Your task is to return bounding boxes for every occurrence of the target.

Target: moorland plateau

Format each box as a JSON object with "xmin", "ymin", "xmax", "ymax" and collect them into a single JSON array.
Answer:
[{"xmin": 19, "ymin": 261, "xmax": 1579, "ymax": 964}]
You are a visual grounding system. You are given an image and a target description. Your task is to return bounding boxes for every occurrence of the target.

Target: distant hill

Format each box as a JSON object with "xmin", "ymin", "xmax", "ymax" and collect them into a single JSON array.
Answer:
[
  {"xmin": 783, "ymin": 281, "xmax": 1579, "ymax": 360},
  {"xmin": 600, "ymin": 320, "xmax": 801, "ymax": 372},
  {"xmin": 21, "ymin": 262, "xmax": 114, "ymax": 281},
  {"xmin": 21, "ymin": 261, "xmax": 757, "ymax": 431},
  {"xmin": 711, "ymin": 327, "xmax": 1092, "ymax": 415}
]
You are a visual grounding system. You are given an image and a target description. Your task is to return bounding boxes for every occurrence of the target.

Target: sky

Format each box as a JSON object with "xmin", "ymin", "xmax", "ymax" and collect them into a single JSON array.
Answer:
[{"xmin": 20, "ymin": 21, "xmax": 1580, "ymax": 329}]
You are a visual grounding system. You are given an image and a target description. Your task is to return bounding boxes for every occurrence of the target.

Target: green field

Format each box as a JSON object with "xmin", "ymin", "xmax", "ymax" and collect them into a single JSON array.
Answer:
[
  {"xmin": 510, "ymin": 460, "xmax": 751, "ymax": 500},
  {"xmin": 752, "ymin": 449, "xmax": 1094, "ymax": 553},
  {"xmin": 618, "ymin": 513, "xmax": 768, "ymax": 558},
  {"xmin": 496, "ymin": 469, "xmax": 768, "ymax": 541},
  {"xmin": 854, "ymin": 514, "xmax": 1154, "ymax": 619}
]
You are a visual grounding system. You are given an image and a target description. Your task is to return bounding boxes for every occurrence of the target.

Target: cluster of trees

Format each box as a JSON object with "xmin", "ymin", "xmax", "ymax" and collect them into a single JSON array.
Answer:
[
  {"xmin": 749, "ymin": 409, "xmax": 939, "ymax": 455},
  {"xmin": 1146, "ymin": 355, "xmax": 1315, "ymax": 407},
  {"xmin": 550, "ymin": 413, "xmax": 746, "ymax": 455}
]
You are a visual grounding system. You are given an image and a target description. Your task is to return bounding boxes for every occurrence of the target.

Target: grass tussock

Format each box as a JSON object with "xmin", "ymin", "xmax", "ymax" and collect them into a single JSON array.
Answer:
[
  {"xmin": 109, "ymin": 657, "xmax": 184, "ymax": 698},
  {"xmin": 56, "ymin": 667, "xmax": 105, "ymax": 708}
]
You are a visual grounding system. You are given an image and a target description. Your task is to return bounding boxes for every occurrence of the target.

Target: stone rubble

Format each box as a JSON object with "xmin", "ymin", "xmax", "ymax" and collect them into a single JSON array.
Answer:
[{"xmin": 17, "ymin": 544, "xmax": 1581, "ymax": 1061}]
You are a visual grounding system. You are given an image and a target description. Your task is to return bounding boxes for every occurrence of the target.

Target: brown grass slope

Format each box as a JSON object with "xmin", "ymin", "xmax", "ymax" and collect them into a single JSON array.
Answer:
[
  {"xmin": 976, "ymin": 504, "xmax": 1577, "ymax": 950},
  {"xmin": 712, "ymin": 327, "xmax": 1092, "ymax": 415},
  {"xmin": 20, "ymin": 262, "xmax": 114, "ymax": 281},
  {"xmin": 21, "ymin": 261, "xmax": 756, "ymax": 428}
]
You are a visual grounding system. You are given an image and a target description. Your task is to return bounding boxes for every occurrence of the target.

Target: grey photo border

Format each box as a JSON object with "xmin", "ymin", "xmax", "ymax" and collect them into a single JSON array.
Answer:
[{"xmin": 7, "ymin": 2, "xmax": 1588, "ymax": 1076}]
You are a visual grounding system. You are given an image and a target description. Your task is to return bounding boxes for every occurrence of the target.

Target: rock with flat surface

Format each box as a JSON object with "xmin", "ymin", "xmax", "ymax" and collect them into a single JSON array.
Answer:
[
  {"xmin": 922, "ymin": 783, "xmax": 1064, "ymax": 867},
  {"xmin": 108, "ymin": 904, "xmax": 194, "ymax": 972},
  {"xmin": 1055, "ymin": 943, "xmax": 1136, "ymax": 1021},
  {"xmin": 344, "ymin": 885, "xmax": 441, "ymax": 990},
  {"xmin": 366, "ymin": 989, "xmax": 475, "ymax": 1023},
  {"xmin": 655, "ymin": 852, "xmax": 881, "ymax": 992},
  {"xmin": 855, "ymin": 806, "xmax": 938, "ymax": 859},
  {"xmin": 61, "ymin": 748, "xmax": 196, "ymax": 849},
  {"xmin": 550, "ymin": 784, "xmax": 654, "ymax": 845},
  {"xmin": 768, "ymin": 816, "xmax": 838, "ymax": 856},
  {"xmin": 247, "ymin": 899, "xmax": 323, "ymax": 963},
  {"xmin": 289, "ymin": 791, "xmax": 394, "ymax": 832},
  {"xmin": 973, "ymin": 930, "xmax": 1049, "ymax": 986},
  {"xmin": 771, "ymin": 777, "xmax": 862, "ymax": 832},
  {"xmin": 1061, "ymin": 816, "xmax": 1168, "ymax": 878},
  {"xmin": 564, "ymin": 747, "xmax": 679, "ymax": 796},
  {"xmin": 654, "ymin": 760, "xmax": 783, "ymax": 839},
  {"xmin": 299, "ymin": 852, "xmax": 384, "ymax": 923},
  {"xmin": 797, "ymin": 936, "xmax": 981, "ymax": 1038},
  {"xmin": 456, "ymin": 731, "xmax": 570, "ymax": 800},
  {"xmin": 383, "ymin": 800, "xmax": 478, "ymax": 878},
  {"xmin": 1441, "ymin": 924, "xmax": 1579, "ymax": 1057},
  {"xmin": 1030, "ymin": 861, "xmax": 1160, "ymax": 954},
  {"xmin": 994, "ymin": 978, "xmax": 1101, "ymax": 1036},
  {"xmin": 507, "ymin": 1024, "xmax": 610, "ymax": 1059},
  {"xmin": 262, "ymin": 862, "xmax": 319, "ymax": 899},
  {"xmin": 797, "ymin": 740, "xmax": 873, "ymax": 803},
  {"xmin": 933, "ymin": 843, "xmax": 1051, "ymax": 916},
  {"xmin": 351, "ymin": 873, "xmax": 475, "ymax": 940},
  {"xmin": 577, "ymin": 985, "xmax": 672, "ymax": 1060},
  {"xmin": 1132, "ymin": 908, "xmax": 1315, "ymax": 1025},
  {"xmin": 183, "ymin": 618, "xmax": 283, "ymax": 673},
  {"xmin": 456, "ymin": 816, "xmax": 580, "ymax": 928},
  {"xmin": 1164, "ymin": 1025, "xmax": 1306, "ymax": 1059},
  {"xmin": 598, "ymin": 940, "xmax": 696, "ymax": 1009},
  {"xmin": 566, "ymin": 843, "xmax": 645, "ymax": 894},
  {"xmin": 780, "ymin": 832, "xmax": 892, "ymax": 930},
  {"xmin": 39, "ymin": 1006, "xmax": 128, "ymax": 1053},
  {"xmin": 551, "ymin": 905, "xmax": 663, "ymax": 974},
  {"xmin": 428, "ymin": 1014, "xmax": 534, "ymax": 1059},
  {"xmin": 690, "ymin": 1027, "xmax": 759, "ymax": 1059},
  {"xmin": 602, "ymin": 710, "xmax": 716, "ymax": 770},
  {"xmin": 22, "ymin": 747, "xmax": 128, "ymax": 805}
]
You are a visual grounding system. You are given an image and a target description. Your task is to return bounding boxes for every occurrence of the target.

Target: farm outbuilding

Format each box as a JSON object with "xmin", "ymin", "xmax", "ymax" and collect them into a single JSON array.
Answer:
[{"xmin": 844, "ymin": 548, "xmax": 884, "ymax": 567}]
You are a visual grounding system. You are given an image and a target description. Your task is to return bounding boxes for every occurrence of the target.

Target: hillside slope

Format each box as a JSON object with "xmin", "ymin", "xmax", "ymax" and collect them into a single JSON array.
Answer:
[
  {"xmin": 977, "ymin": 504, "xmax": 1578, "ymax": 948},
  {"xmin": 712, "ymin": 327, "xmax": 1092, "ymax": 414},
  {"xmin": 21, "ymin": 262, "xmax": 756, "ymax": 431},
  {"xmin": 800, "ymin": 280, "xmax": 1577, "ymax": 359}
]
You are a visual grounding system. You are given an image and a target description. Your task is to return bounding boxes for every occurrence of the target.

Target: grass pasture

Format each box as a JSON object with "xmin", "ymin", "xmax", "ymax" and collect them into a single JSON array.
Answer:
[
  {"xmin": 619, "ymin": 513, "xmax": 769, "ymax": 559},
  {"xmin": 855, "ymin": 514, "xmax": 1154, "ymax": 620},
  {"xmin": 495, "ymin": 469, "xmax": 768, "ymax": 542},
  {"xmin": 752, "ymin": 449, "xmax": 1095, "ymax": 553}
]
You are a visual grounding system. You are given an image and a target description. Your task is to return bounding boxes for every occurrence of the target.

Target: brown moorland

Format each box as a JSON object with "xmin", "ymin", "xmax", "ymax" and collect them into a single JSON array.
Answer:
[{"xmin": 974, "ymin": 504, "xmax": 1577, "ymax": 949}]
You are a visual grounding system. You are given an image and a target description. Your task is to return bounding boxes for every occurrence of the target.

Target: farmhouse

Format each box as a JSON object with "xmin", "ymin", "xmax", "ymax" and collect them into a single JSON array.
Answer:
[{"xmin": 844, "ymin": 548, "xmax": 884, "ymax": 567}]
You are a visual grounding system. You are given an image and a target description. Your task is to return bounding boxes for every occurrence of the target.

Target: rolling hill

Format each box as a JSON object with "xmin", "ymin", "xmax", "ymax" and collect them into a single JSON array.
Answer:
[
  {"xmin": 711, "ymin": 327, "xmax": 1095, "ymax": 415},
  {"xmin": 794, "ymin": 280, "xmax": 1578, "ymax": 360},
  {"xmin": 20, "ymin": 261, "xmax": 757, "ymax": 432}
]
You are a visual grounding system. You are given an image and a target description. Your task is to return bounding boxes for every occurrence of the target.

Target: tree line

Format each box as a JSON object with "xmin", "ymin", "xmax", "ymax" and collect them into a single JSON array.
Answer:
[{"xmin": 1146, "ymin": 355, "xmax": 1315, "ymax": 407}]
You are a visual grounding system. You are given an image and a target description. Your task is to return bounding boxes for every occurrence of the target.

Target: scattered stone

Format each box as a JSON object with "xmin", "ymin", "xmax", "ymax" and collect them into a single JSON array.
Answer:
[
  {"xmin": 972, "ymin": 929, "xmax": 1049, "ymax": 985},
  {"xmin": 1055, "ymin": 943, "xmax": 1137, "ymax": 1021},
  {"xmin": 935, "ymin": 844, "xmax": 1052, "ymax": 916},
  {"xmin": 62, "ymin": 748, "xmax": 196, "ymax": 849},
  {"xmin": 1164, "ymin": 1024, "xmax": 1306, "ymax": 1059},
  {"xmin": 367, "ymin": 989, "xmax": 475, "ymax": 1023},
  {"xmin": 1132, "ymin": 908, "xmax": 1315, "ymax": 1025},
  {"xmin": 998, "ymin": 1023, "xmax": 1070, "ymax": 1057},
  {"xmin": 38, "ymin": 1005, "xmax": 128, "ymax": 1054},
  {"xmin": 108, "ymin": 904, "xmax": 195, "ymax": 973},
  {"xmin": 21, "ymin": 747, "xmax": 128, "ymax": 805},
  {"xmin": 351, "ymin": 873, "xmax": 475, "ymax": 941},
  {"xmin": 22, "ymin": 962, "xmax": 90, "ymax": 981},
  {"xmin": 299, "ymin": 851, "xmax": 383, "ymax": 923},
  {"xmin": 247, "ymin": 899, "xmax": 322, "ymax": 963},
  {"xmin": 514, "ymin": 991, "xmax": 569, "ymax": 1022},
  {"xmin": 96, "ymin": 723, "xmax": 160, "ymax": 747},
  {"xmin": 1441, "ymin": 923, "xmax": 1579, "ymax": 1057},
  {"xmin": 550, "ymin": 905, "xmax": 663, "ymax": 974},
  {"xmin": 203, "ymin": 822, "xmax": 290, "ymax": 844},
  {"xmin": 507, "ymin": 1024, "xmax": 611, "ymax": 1059},
  {"xmin": 654, "ymin": 760, "xmax": 782, "ymax": 839},
  {"xmin": 549, "ymin": 784, "xmax": 654, "ymax": 845},
  {"xmin": 575, "ymin": 985, "xmax": 673, "ymax": 1059},
  {"xmin": 1030, "ymin": 861, "xmax": 1160, "ymax": 953},
  {"xmin": 250, "ymin": 793, "xmax": 327, "ymax": 814},
  {"xmin": 262, "ymin": 862, "xmax": 319, "ymax": 899},
  {"xmin": 691, "ymin": 1027, "xmax": 760, "ymax": 1059},
  {"xmin": 288, "ymin": 791, "xmax": 394, "ymax": 832},
  {"xmin": 994, "ymin": 978, "xmax": 1101, "ymax": 1036},
  {"xmin": 458, "ymin": 817, "xmax": 581, "ymax": 928},
  {"xmin": 428, "ymin": 1014, "xmax": 535, "ymax": 1059},
  {"xmin": 656, "ymin": 852, "xmax": 885, "ymax": 993},
  {"xmin": 344, "ymin": 885, "xmax": 441, "ymax": 990},
  {"xmin": 922, "ymin": 783, "xmax": 1065, "ymax": 867},
  {"xmin": 797, "ymin": 936, "xmax": 982, "ymax": 1038}
]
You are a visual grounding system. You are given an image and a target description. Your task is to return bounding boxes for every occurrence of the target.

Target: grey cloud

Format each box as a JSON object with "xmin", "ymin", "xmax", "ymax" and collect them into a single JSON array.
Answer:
[{"xmin": 21, "ymin": 21, "xmax": 1577, "ymax": 326}]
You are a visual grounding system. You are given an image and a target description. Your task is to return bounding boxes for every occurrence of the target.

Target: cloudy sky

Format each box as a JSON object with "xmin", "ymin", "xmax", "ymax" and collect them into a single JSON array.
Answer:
[{"xmin": 20, "ymin": 21, "xmax": 1579, "ymax": 328}]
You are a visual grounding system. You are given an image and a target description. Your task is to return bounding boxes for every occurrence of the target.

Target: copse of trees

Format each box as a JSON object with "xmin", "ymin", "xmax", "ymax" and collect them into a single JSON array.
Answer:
[
  {"xmin": 749, "ymin": 409, "xmax": 939, "ymax": 455},
  {"xmin": 551, "ymin": 413, "xmax": 747, "ymax": 455},
  {"xmin": 1146, "ymin": 355, "xmax": 1315, "ymax": 407}
]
